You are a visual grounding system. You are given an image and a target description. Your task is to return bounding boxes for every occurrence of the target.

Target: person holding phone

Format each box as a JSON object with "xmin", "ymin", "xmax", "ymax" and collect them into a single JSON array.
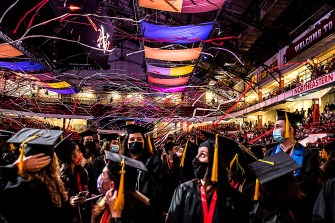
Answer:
[
  {"xmin": 55, "ymin": 138, "xmax": 90, "ymax": 223},
  {"xmin": 0, "ymin": 128, "xmax": 68, "ymax": 223}
]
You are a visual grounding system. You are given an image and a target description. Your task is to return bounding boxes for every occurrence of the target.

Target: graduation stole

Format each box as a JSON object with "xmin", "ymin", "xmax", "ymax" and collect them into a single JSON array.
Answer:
[
  {"xmin": 200, "ymin": 186, "xmax": 218, "ymax": 223},
  {"xmin": 274, "ymin": 142, "xmax": 304, "ymax": 176}
]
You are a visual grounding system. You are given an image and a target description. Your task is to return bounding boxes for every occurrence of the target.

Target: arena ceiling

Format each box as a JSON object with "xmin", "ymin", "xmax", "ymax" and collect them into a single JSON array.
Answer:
[{"xmin": 0, "ymin": 0, "xmax": 334, "ymax": 125}]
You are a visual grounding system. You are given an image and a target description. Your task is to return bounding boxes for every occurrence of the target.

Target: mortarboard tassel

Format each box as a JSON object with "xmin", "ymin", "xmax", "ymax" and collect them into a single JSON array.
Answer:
[
  {"xmin": 195, "ymin": 135, "xmax": 198, "ymax": 145},
  {"xmin": 9, "ymin": 143, "xmax": 15, "ymax": 151},
  {"xmin": 285, "ymin": 112, "xmax": 291, "ymax": 138},
  {"xmin": 229, "ymin": 154, "xmax": 245, "ymax": 176},
  {"xmin": 253, "ymin": 179, "xmax": 260, "ymax": 201},
  {"xmin": 211, "ymin": 134, "xmax": 219, "ymax": 182},
  {"xmin": 180, "ymin": 139, "xmax": 189, "ymax": 167},
  {"xmin": 18, "ymin": 134, "xmax": 41, "ymax": 176},
  {"xmin": 112, "ymin": 159, "xmax": 125, "ymax": 211},
  {"xmin": 147, "ymin": 135, "xmax": 154, "ymax": 155},
  {"xmin": 321, "ymin": 149, "xmax": 329, "ymax": 161}
]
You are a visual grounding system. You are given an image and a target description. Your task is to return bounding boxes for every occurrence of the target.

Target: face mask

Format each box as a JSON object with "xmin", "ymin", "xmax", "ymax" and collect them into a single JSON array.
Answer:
[
  {"xmin": 128, "ymin": 142, "xmax": 143, "ymax": 155},
  {"xmin": 97, "ymin": 174, "xmax": 111, "ymax": 195},
  {"xmin": 273, "ymin": 130, "xmax": 285, "ymax": 143},
  {"xmin": 111, "ymin": 145, "xmax": 119, "ymax": 153},
  {"xmin": 85, "ymin": 141, "xmax": 96, "ymax": 150},
  {"xmin": 74, "ymin": 152, "xmax": 83, "ymax": 166},
  {"xmin": 192, "ymin": 158, "xmax": 208, "ymax": 180}
]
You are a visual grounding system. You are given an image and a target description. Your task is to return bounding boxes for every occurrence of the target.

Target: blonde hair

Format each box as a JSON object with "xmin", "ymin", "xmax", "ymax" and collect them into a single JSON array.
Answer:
[{"xmin": 24, "ymin": 153, "xmax": 68, "ymax": 207}]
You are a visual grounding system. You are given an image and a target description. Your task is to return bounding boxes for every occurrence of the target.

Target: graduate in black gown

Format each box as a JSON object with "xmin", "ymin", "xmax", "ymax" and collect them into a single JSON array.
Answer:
[
  {"xmin": 249, "ymin": 152, "xmax": 308, "ymax": 223},
  {"xmin": 166, "ymin": 131, "xmax": 249, "ymax": 223},
  {"xmin": 312, "ymin": 141, "xmax": 335, "ymax": 223},
  {"xmin": 267, "ymin": 110, "xmax": 320, "ymax": 221},
  {"xmin": 121, "ymin": 124, "xmax": 163, "ymax": 222},
  {"xmin": 0, "ymin": 128, "xmax": 68, "ymax": 223},
  {"xmin": 91, "ymin": 133, "xmax": 120, "ymax": 195},
  {"xmin": 91, "ymin": 151, "xmax": 153, "ymax": 223}
]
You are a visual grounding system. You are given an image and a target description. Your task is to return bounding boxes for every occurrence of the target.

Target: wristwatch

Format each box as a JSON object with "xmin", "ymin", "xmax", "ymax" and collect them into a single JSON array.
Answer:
[{"xmin": 111, "ymin": 217, "xmax": 122, "ymax": 223}]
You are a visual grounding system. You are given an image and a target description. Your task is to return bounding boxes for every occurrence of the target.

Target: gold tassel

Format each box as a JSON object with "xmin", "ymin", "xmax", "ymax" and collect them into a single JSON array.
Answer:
[
  {"xmin": 211, "ymin": 134, "xmax": 219, "ymax": 182},
  {"xmin": 9, "ymin": 143, "xmax": 15, "ymax": 151},
  {"xmin": 180, "ymin": 139, "xmax": 189, "ymax": 167},
  {"xmin": 18, "ymin": 134, "xmax": 41, "ymax": 176},
  {"xmin": 253, "ymin": 179, "xmax": 260, "ymax": 201},
  {"xmin": 112, "ymin": 159, "xmax": 125, "ymax": 211},
  {"xmin": 285, "ymin": 112, "xmax": 291, "ymax": 138},
  {"xmin": 147, "ymin": 135, "xmax": 154, "ymax": 155},
  {"xmin": 229, "ymin": 154, "xmax": 245, "ymax": 176},
  {"xmin": 322, "ymin": 149, "xmax": 329, "ymax": 160},
  {"xmin": 229, "ymin": 154, "xmax": 238, "ymax": 173},
  {"xmin": 195, "ymin": 135, "xmax": 198, "ymax": 145}
]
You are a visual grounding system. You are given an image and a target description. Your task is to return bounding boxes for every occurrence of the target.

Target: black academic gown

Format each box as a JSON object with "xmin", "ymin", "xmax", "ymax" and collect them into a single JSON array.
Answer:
[
  {"xmin": 161, "ymin": 154, "xmax": 180, "ymax": 212},
  {"xmin": 312, "ymin": 178, "xmax": 335, "ymax": 223},
  {"xmin": 251, "ymin": 197, "xmax": 305, "ymax": 223},
  {"xmin": 166, "ymin": 180, "xmax": 249, "ymax": 223},
  {"xmin": 267, "ymin": 143, "xmax": 320, "ymax": 221},
  {"xmin": 137, "ymin": 153, "xmax": 163, "ymax": 222},
  {"xmin": 0, "ymin": 164, "xmax": 65, "ymax": 223}
]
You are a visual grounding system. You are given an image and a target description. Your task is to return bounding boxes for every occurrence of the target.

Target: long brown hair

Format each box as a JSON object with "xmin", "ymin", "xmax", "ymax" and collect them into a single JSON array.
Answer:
[{"xmin": 24, "ymin": 153, "xmax": 68, "ymax": 207}]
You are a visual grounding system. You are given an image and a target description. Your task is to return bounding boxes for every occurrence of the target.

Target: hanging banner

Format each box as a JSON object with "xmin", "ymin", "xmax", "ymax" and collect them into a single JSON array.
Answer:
[
  {"xmin": 144, "ymin": 46, "xmax": 202, "ymax": 61},
  {"xmin": 147, "ymin": 64, "xmax": 194, "ymax": 76},
  {"xmin": 141, "ymin": 21, "xmax": 214, "ymax": 44},
  {"xmin": 139, "ymin": 0, "xmax": 224, "ymax": 13}
]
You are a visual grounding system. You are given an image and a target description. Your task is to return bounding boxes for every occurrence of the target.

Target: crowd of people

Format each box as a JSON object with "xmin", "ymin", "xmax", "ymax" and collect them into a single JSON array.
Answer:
[{"xmin": 0, "ymin": 110, "xmax": 335, "ymax": 223}]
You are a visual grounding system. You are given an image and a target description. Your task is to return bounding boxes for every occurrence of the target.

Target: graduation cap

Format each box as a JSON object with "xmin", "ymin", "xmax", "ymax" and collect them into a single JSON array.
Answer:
[
  {"xmin": 122, "ymin": 124, "xmax": 150, "ymax": 135},
  {"xmin": 54, "ymin": 133, "xmax": 78, "ymax": 163},
  {"xmin": 248, "ymin": 152, "xmax": 301, "ymax": 185},
  {"xmin": 7, "ymin": 128, "xmax": 63, "ymax": 175},
  {"xmin": 200, "ymin": 131, "xmax": 261, "ymax": 182},
  {"xmin": 164, "ymin": 141, "xmax": 176, "ymax": 153},
  {"xmin": 200, "ymin": 130, "xmax": 244, "ymax": 182},
  {"xmin": 99, "ymin": 133, "xmax": 119, "ymax": 141},
  {"xmin": 79, "ymin": 129, "xmax": 97, "ymax": 138},
  {"xmin": 277, "ymin": 110, "xmax": 303, "ymax": 138},
  {"xmin": 104, "ymin": 150, "xmax": 147, "ymax": 171},
  {"xmin": 0, "ymin": 130, "xmax": 15, "ymax": 140},
  {"xmin": 104, "ymin": 150, "xmax": 147, "ymax": 211},
  {"xmin": 122, "ymin": 124, "xmax": 154, "ymax": 155}
]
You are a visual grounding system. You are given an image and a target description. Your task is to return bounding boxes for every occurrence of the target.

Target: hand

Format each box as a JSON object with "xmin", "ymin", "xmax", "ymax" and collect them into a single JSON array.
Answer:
[
  {"xmin": 69, "ymin": 195, "xmax": 86, "ymax": 207},
  {"xmin": 105, "ymin": 189, "xmax": 122, "ymax": 218},
  {"xmin": 15, "ymin": 153, "xmax": 51, "ymax": 172}
]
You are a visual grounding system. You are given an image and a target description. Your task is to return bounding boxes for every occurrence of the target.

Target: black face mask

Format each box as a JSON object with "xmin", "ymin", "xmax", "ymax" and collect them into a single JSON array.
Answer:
[
  {"xmin": 192, "ymin": 158, "xmax": 208, "ymax": 180},
  {"xmin": 129, "ymin": 142, "xmax": 144, "ymax": 155},
  {"xmin": 85, "ymin": 141, "xmax": 96, "ymax": 150}
]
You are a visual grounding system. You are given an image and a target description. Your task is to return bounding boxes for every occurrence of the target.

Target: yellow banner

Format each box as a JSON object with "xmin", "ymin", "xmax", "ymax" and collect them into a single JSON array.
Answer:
[{"xmin": 170, "ymin": 65, "xmax": 194, "ymax": 76}]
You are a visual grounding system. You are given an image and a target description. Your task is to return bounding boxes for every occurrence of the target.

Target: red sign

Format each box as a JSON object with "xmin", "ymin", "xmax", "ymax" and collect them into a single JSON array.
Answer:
[
  {"xmin": 286, "ymin": 15, "xmax": 335, "ymax": 61},
  {"xmin": 293, "ymin": 73, "xmax": 335, "ymax": 95}
]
